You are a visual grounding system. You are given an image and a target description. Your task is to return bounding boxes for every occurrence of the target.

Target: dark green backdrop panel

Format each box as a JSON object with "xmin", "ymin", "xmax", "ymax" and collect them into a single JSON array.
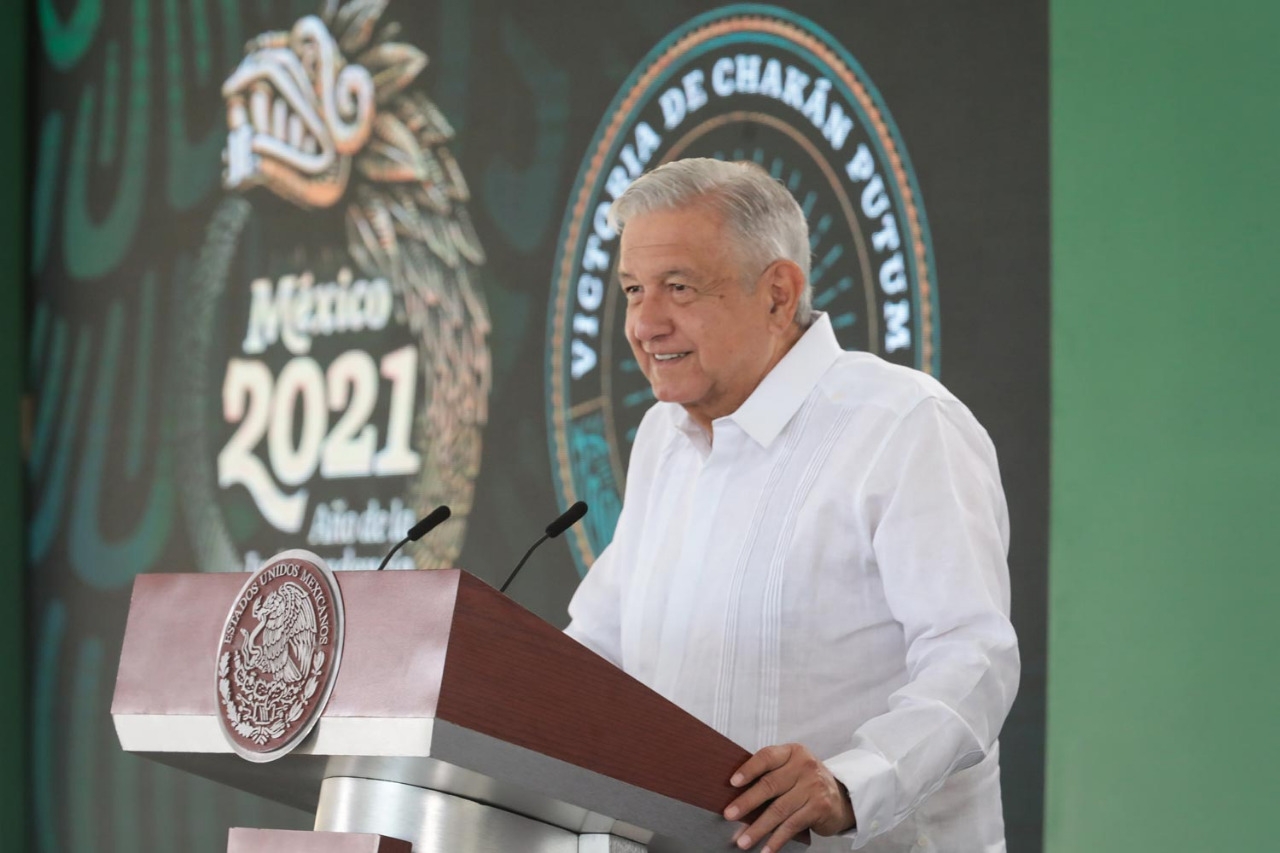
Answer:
[
  {"xmin": 1, "ymin": 0, "xmax": 28, "ymax": 849},
  {"xmin": 26, "ymin": 2, "xmax": 1047, "ymax": 850},
  {"xmin": 1047, "ymin": 1, "xmax": 1280, "ymax": 850}
]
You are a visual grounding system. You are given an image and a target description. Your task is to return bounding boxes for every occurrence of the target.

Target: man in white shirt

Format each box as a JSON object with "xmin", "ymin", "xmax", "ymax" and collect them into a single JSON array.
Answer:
[{"xmin": 565, "ymin": 158, "xmax": 1019, "ymax": 852}]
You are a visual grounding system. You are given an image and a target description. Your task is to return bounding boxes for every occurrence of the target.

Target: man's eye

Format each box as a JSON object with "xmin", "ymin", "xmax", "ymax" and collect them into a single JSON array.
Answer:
[{"xmin": 669, "ymin": 283, "xmax": 689, "ymax": 292}]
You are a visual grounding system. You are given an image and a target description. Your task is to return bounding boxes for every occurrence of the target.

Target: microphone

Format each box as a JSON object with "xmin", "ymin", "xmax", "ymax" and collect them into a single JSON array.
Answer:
[
  {"xmin": 375, "ymin": 505, "xmax": 452, "ymax": 571},
  {"xmin": 499, "ymin": 501, "xmax": 588, "ymax": 594}
]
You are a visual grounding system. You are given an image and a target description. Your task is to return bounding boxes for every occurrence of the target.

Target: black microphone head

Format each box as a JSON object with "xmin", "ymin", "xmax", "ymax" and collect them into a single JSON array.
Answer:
[
  {"xmin": 545, "ymin": 501, "xmax": 588, "ymax": 539},
  {"xmin": 408, "ymin": 505, "xmax": 451, "ymax": 541}
]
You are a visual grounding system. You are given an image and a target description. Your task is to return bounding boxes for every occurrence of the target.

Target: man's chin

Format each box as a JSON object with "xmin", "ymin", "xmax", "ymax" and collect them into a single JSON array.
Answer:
[
  {"xmin": 650, "ymin": 385, "xmax": 690, "ymax": 405},
  {"xmin": 653, "ymin": 392, "xmax": 716, "ymax": 422}
]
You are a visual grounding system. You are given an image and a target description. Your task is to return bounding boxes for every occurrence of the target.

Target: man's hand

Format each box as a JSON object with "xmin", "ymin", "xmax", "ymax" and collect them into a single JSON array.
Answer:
[{"xmin": 723, "ymin": 743, "xmax": 856, "ymax": 852}]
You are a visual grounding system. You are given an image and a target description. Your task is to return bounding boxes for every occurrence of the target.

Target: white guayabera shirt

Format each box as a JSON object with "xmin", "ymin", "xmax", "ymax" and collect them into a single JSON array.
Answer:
[{"xmin": 566, "ymin": 313, "xmax": 1019, "ymax": 852}]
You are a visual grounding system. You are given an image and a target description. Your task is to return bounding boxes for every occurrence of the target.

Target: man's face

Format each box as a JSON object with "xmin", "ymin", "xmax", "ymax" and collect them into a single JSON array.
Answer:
[{"xmin": 618, "ymin": 205, "xmax": 783, "ymax": 429}]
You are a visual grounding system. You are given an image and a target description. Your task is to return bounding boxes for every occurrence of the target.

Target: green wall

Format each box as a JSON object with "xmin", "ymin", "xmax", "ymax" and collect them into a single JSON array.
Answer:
[
  {"xmin": 0, "ymin": 0, "xmax": 27, "ymax": 847},
  {"xmin": 1047, "ymin": 1, "xmax": 1280, "ymax": 850}
]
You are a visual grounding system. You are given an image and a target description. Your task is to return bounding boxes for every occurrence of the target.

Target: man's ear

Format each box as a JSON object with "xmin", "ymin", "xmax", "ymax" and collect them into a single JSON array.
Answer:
[{"xmin": 765, "ymin": 259, "xmax": 806, "ymax": 329}]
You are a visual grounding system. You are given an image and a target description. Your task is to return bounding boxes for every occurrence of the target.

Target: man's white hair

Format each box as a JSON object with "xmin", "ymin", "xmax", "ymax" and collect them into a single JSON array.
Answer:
[{"xmin": 608, "ymin": 158, "xmax": 813, "ymax": 326}]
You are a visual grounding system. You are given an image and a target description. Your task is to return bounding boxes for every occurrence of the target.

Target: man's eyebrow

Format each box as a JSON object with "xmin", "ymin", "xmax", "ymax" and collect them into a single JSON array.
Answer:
[{"xmin": 617, "ymin": 267, "xmax": 698, "ymax": 282}]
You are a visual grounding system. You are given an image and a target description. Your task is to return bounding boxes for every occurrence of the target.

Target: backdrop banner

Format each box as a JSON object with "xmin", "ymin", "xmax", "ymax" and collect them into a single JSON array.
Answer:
[{"xmin": 27, "ymin": 0, "xmax": 1048, "ymax": 850}]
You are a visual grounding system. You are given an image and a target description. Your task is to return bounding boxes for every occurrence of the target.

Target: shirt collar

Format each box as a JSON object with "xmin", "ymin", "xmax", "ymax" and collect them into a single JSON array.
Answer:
[{"xmin": 669, "ymin": 312, "xmax": 843, "ymax": 450}]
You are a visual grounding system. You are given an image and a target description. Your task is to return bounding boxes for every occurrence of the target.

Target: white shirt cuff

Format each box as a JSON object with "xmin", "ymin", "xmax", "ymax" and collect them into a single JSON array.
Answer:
[{"xmin": 824, "ymin": 748, "xmax": 898, "ymax": 849}]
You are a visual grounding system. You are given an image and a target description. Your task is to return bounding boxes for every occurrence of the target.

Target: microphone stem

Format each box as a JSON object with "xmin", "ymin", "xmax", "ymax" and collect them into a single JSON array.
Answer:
[
  {"xmin": 376, "ymin": 536, "xmax": 410, "ymax": 572},
  {"xmin": 500, "ymin": 533, "xmax": 548, "ymax": 593}
]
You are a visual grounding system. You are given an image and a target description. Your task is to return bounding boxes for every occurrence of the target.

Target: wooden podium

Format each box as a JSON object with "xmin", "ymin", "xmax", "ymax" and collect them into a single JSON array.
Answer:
[{"xmin": 112, "ymin": 569, "xmax": 807, "ymax": 852}]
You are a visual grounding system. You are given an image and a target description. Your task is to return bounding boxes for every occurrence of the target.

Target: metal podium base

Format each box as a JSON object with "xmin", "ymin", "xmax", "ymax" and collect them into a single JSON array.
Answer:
[{"xmin": 315, "ymin": 776, "xmax": 648, "ymax": 853}]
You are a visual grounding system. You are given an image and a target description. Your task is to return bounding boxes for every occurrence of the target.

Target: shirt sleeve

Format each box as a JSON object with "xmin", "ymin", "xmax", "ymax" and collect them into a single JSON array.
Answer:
[
  {"xmin": 824, "ymin": 396, "xmax": 1020, "ymax": 848},
  {"xmin": 564, "ymin": 405, "xmax": 669, "ymax": 667},
  {"xmin": 564, "ymin": 540, "xmax": 625, "ymax": 666}
]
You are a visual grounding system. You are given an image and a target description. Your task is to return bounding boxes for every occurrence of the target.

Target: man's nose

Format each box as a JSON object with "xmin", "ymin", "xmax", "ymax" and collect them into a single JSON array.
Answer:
[{"xmin": 628, "ymin": 294, "xmax": 672, "ymax": 341}]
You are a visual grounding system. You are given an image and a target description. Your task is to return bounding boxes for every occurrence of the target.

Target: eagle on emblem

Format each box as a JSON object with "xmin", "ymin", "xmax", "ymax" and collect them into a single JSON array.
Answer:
[
  {"xmin": 240, "ymin": 581, "xmax": 318, "ymax": 683},
  {"xmin": 219, "ymin": 0, "xmax": 490, "ymax": 568}
]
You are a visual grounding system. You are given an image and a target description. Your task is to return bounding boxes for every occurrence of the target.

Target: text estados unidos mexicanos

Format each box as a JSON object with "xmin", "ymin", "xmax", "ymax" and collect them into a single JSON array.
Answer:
[
  {"xmin": 569, "ymin": 51, "xmax": 915, "ymax": 381},
  {"xmin": 221, "ymin": 562, "xmax": 331, "ymax": 646}
]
